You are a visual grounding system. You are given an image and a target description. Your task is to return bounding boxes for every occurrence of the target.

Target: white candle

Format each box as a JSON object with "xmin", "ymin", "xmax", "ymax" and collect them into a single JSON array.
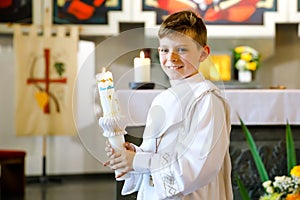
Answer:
[
  {"xmin": 96, "ymin": 69, "xmax": 121, "ymax": 117},
  {"xmin": 134, "ymin": 51, "xmax": 151, "ymax": 83}
]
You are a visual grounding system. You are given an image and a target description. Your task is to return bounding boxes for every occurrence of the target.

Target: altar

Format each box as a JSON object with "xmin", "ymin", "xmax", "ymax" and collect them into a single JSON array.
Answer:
[{"xmin": 117, "ymin": 89, "xmax": 300, "ymax": 126}]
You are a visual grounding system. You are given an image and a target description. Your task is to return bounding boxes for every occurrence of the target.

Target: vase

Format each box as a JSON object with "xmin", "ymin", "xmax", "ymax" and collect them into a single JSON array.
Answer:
[{"xmin": 238, "ymin": 70, "xmax": 252, "ymax": 82}]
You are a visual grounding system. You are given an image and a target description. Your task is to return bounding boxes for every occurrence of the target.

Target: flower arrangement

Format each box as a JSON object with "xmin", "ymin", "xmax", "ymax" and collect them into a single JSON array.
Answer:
[
  {"xmin": 237, "ymin": 119, "xmax": 298, "ymax": 200},
  {"xmin": 260, "ymin": 165, "xmax": 300, "ymax": 200},
  {"xmin": 233, "ymin": 46, "xmax": 260, "ymax": 71}
]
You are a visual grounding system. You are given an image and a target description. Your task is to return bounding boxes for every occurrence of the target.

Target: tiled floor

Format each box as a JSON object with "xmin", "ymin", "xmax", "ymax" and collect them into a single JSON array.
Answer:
[{"xmin": 1, "ymin": 174, "xmax": 118, "ymax": 200}]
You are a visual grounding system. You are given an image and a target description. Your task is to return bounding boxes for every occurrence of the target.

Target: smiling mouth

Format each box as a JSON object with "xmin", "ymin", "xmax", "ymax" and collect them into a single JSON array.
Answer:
[{"xmin": 167, "ymin": 66, "xmax": 184, "ymax": 70}]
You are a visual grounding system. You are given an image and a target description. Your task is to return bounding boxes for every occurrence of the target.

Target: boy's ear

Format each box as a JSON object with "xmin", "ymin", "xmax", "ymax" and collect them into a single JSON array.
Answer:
[{"xmin": 199, "ymin": 46, "xmax": 210, "ymax": 62}]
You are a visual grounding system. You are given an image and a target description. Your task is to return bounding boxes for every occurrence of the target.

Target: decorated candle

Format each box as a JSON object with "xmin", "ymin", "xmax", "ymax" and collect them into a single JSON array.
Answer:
[
  {"xmin": 96, "ymin": 68, "xmax": 126, "ymax": 139},
  {"xmin": 134, "ymin": 51, "xmax": 151, "ymax": 83},
  {"xmin": 96, "ymin": 69, "xmax": 121, "ymax": 117},
  {"xmin": 96, "ymin": 68, "xmax": 128, "ymax": 180},
  {"xmin": 96, "ymin": 69, "xmax": 126, "ymax": 148}
]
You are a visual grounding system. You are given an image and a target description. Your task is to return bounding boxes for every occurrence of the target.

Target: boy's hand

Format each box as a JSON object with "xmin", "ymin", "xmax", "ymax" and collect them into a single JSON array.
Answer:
[
  {"xmin": 123, "ymin": 142, "xmax": 136, "ymax": 152},
  {"xmin": 104, "ymin": 141, "xmax": 135, "ymax": 157},
  {"xmin": 104, "ymin": 140, "xmax": 136, "ymax": 178},
  {"xmin": 104, "ymin": 140, "xmax": 115, "ymax": 158}
]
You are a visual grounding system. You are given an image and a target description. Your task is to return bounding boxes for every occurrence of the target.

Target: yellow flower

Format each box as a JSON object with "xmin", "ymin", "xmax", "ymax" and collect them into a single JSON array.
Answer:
[
  {"xmin": 234, "ymin": 46, "xmax": 246, "ymax": 53},
  {"xmin": 286, "ymin": 193, "xmax": 300, "ymax": 200},
  {"xmin": 246, "ymin": 62, "xmax": 257, "ymax": 71},
  {"xmin": 291, "ymin": 166, "xmax": 300, "ymax": 178},
  {"xmin": 234, "ymin": 46, "xmax": 260, "ymax": 72},
  {"xmin": 241, "ymin": 53, "xmax": 252, "ymax": 62}
]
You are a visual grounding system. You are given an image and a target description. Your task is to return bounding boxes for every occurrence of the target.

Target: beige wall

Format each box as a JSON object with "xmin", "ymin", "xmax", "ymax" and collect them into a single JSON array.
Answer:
[{"xmin": 257, "ymin": 24, "xmax": 300, "ymax": 89}]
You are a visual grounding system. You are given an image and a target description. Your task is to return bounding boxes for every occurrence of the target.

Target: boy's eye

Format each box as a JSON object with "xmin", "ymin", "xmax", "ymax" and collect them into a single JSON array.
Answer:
[
  {"xmin": 159, "ymin": 48, "xmax": 169, "ymax": 54},
  {"xmin": 159, "ymin": 47, "xmax": 187, "ymax": 54},
  {"xmin": 177, "ymin": 48, "xmax": 187, "ymax": 53}
]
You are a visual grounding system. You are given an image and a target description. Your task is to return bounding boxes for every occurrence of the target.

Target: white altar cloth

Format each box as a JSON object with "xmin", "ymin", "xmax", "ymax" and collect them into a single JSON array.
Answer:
[{"xmin": 117, "ymin": 89, "xmax": 300, "ymax": 126}]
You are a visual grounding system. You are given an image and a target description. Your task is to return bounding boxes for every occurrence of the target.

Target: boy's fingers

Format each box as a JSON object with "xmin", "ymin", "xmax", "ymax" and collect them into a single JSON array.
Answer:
[
  {"xmin": 115, "ymin": 171, "xmax": 127, "ymax": 179},
  {"xmin": 106, "ymin": 140, "xmax": 111, "ymax": 148},
  {"xmin": 123, "ymin": 142, "xmax": 130, "ymax": 149},
  {"xmin": 123, "ymin": 142, "xmax": 135, "ymax": 152},
  {"xmin": 103, "ymin": 160, "xmax": 110, "ymax": 167}
]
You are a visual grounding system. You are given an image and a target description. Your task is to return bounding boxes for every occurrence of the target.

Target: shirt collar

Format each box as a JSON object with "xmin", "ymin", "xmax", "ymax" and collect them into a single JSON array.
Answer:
[{"xmin": 169, "ymin": 73, "xmax": 205, "ymax": 87}]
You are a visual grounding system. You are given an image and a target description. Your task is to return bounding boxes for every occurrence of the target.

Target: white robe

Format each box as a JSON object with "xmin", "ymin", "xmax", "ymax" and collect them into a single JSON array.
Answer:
[{"xmin": 122, "ymin": 74, "xmax": 233, "ymax": 200}]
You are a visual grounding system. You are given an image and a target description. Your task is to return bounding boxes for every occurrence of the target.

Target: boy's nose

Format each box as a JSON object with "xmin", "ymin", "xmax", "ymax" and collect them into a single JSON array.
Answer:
[{"xmin": 169, "ymin": 52, "xmax": 179, "ymax": 62}]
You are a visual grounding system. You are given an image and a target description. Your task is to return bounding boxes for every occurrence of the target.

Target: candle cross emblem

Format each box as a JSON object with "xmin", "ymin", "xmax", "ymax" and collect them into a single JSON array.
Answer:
[
  {"xmin": 98, "ymin": 77, "xmax": 114, "ymax": 90},
  {"xmin": 27, "ymin": 48, "xmax": 67, "ymax": 114}
]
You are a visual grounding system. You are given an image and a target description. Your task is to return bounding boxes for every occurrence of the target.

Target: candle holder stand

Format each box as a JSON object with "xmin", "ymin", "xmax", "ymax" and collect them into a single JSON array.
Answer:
[{"xmin": 129, "ymin": 82, "xmax": 155, "ymax": 90}]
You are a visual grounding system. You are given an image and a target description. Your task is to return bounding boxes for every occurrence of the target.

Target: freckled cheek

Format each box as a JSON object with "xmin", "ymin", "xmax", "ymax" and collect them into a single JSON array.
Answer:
[
  {"xmin": 159, "ymin": 56, "xmax": 167, "ymax": 65},
  {"xmin": 183, "ymin": 56, "xmax": 198, "ymax": 67}
]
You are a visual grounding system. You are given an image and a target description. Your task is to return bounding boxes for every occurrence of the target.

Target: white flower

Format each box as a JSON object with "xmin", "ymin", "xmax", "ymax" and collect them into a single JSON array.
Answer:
[
  {"xmin": 292, "ymin": 176, "xmax": 300, "ymax": 184},
  {"xmin": 272, "ymin": 176, "xmax": 294, "ymax": 191},
  {"xmin": 260, "ymin": 168, "xmax": 300, "ymax": 199},
  {"xmin": 266, "ymin": 186, "xmax": 274, "ymax": 194},
  {"xmin": 275, "ymin": 176, "xmax": 285, "ymax": 182},
  {"xmin": 263, "ymin": 180, "xmax": 272, "ymax": 188},
  {"xmin": 244, "ymin": 46, "xmax": 259, "ymax": 57},
  {"xmin": 235, "ymin": 59, "xmax": 247, "ymax": 70}
]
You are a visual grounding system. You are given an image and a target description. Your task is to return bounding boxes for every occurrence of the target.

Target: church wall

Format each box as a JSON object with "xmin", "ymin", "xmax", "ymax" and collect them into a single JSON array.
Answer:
[{"xmin": 0, "ymin": 23, "xmax": 299, "ymax": 176}]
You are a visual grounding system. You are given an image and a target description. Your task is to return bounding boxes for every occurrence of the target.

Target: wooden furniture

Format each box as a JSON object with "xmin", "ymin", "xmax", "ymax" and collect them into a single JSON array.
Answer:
[{"xmin": 0, "ymin": 150, "xmax": 26, "ymax": 195}]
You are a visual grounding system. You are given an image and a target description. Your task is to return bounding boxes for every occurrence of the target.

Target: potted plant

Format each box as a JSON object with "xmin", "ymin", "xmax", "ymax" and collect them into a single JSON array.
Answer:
[
  {"xmin": 233, "ymin": 46, "xmax": 260, "ymax": 82},
  {"xmin": 237, "ymin": 119, "xmax": 298, "ymax": 200}
]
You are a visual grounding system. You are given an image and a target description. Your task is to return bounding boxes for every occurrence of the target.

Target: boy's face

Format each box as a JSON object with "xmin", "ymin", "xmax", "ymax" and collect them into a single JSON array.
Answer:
[{"xmin": 158, "ymin": 34, "xmax": 209, "ymax": 80}]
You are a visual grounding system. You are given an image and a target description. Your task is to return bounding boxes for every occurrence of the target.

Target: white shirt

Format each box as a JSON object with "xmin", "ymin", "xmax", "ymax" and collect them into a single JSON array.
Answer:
[{"xmin": 122, "ymin": 74, "xmax": 233, "ymax": 200}]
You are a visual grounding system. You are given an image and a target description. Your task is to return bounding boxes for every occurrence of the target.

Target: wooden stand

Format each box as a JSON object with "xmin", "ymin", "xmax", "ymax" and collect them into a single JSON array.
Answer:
[{"xmin": 27, "ymin": 136, "xmax": 61, "ymax": 184}]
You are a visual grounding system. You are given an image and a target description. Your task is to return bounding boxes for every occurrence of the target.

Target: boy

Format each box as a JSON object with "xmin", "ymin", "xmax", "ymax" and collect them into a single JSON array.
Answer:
[{"xmin": 103, "ymin": 10, "xmax": 233, "ymax": 200}]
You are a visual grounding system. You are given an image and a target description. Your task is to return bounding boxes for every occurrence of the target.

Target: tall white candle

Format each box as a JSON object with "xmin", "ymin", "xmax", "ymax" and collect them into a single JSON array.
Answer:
[
  {"xmin": 96, "ymin": 68, "xmax": 128, "ymax": 180},
  {"xmin": 134, "ymin": 51, "xmax": 151, "ymax": 83}
]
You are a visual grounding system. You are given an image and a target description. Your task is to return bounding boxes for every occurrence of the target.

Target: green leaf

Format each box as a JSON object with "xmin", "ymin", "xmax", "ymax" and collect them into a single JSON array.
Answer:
[
  {"xmin": 240, "ymin": 118, "xmax": 269, "ymax": 182},
  {"xmin": 54, "ymin": 62, "xmax": 65, "ymax": 76},
  {"xmin": 286, "ymin": 121, "xmax": 296, "ymax": 174},
  {"xmin": 236, "ymin": 175, "xmax": 251, "ymax": 200}
]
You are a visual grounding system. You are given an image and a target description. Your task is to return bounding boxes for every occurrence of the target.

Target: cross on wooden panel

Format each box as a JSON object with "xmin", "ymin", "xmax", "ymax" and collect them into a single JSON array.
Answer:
[{"xmin": 27, "ymin": 49, "xmax": 67, "ymax": 114}]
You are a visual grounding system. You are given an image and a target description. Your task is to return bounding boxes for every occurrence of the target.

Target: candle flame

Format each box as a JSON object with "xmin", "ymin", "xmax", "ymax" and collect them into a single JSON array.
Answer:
[
  {"xmin": 140, "ymin": 51, "xmax": 145, "ymax": 59},
  {"xmin": 102, "ymin": 67, "xmax": 106, "ymax": 73}
]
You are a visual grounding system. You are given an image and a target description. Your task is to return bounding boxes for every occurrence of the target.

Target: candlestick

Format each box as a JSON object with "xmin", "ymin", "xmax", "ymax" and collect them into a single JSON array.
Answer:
[
  {"xmin": 134, "ymin": 51, "xmax": 151, "ymax": 83},
  {"xmin": 96, "ymin": 68, "xmax": 128, "ymax": 180}
]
